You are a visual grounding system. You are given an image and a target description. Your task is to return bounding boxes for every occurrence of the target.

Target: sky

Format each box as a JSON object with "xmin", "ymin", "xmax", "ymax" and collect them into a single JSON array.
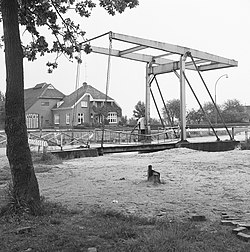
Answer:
[{"xmin": 0, "ymin": 0, "xmax": 250, "ymax": 118}]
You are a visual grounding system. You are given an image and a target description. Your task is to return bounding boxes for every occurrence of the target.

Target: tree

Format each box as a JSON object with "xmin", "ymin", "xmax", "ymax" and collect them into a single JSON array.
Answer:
[
  {"xmin": 149, "ymin": 118, "xmax": 161, "ymax": 126},
  {"xmin": 186, "ymin": 108, "xmax": 203, "ymax": 125},
  {"xmin": 186, "ymin": 99, "xmax": 248, "ymax": 125},
  {"xmin": 128, "ymin": 117, "xmax": 137, "ymax": 126},
  {"xmin": 162, "ymin": 99, "xmax": 180, "ymax": 125},
  {"xmin": 221, "ymin": 99, "xmax": 247, "ymax": 123},
  {"xmin": 200, "ymin": 101, "xmax": 217, "ymax": 124},
  {"xmin": 0, "ymin": 0, "xmax": 139, "ymax": 213},
  {"xmin": 133, "ymin": 100, "xmax": 145, "ymax": 119},
  {"xmin": 119, "ymin": 115, "xmax": 128, "ymax": 126}
]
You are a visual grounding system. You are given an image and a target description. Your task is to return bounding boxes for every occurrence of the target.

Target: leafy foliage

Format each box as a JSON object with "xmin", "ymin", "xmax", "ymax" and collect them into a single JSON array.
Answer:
[
  {"xmin": 0, "ymin": 0, "xmax": 139, "ymax": 72},
  {"xmin": 186, "ymin": 99, "xmax": 248, "ymax": 124},
  {"xmin": 149, "ymin": 117, "xmax": 161, "ymax": 125},
  {"xmin": 162, "ymin": 99, "xmax": 180, "ymax": 125},
  {"xmin": 187, "ymin": 108, "xmax": 203, "ymax": 124},
  {"xmin": 119, "ymin": 115, "xmax": 128, "ymax": 126},
  {"xmin": 99, "ymin": 0, "xmax": 138, "ymax": 15},
  {"xmin": 221, "ymin": 99, "xmax": 247, "ymax": 123},
  {"xmin": 133, "ymin": 100, "xmax": 145, "ymax": 119},
  {"xmin": 202, "ymin": 101, "xmax": 217, "ymax": 123}
]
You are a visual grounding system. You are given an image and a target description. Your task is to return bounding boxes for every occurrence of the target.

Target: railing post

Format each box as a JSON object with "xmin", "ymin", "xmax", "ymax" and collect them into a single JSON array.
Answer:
[
  {"xmin": 245, "ymin": 130, "xmax": 248, "ymax": 143},
  {"xmin": 60, "ymin": 133, "xmax": 63, "ymax": 150}
]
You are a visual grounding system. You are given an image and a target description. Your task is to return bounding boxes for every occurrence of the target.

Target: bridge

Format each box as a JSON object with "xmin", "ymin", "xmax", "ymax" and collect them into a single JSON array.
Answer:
[
  {"xmin": 82, "ymin": 32, "xmax": 238, "ymax": 143},
  {"xmin": 1, "ymin": 125, "xmax": 247, "ymax": 159}
]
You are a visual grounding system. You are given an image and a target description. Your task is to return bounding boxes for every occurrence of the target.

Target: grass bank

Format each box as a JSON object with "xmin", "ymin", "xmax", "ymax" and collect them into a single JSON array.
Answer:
[{"xmin": 0, "ymin": 200, "xmax": 250, "ymax": 252}]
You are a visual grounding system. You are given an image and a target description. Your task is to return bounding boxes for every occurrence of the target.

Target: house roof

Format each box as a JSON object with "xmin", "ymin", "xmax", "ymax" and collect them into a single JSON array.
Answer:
[
  {"xmin": 57, "ymin": 83, "xmax": 114, "ymax": 109},
  {"xmin": 24, "ymin": 83, "xmax": 65, "ymax": 110},
  {"xmin": 92, "ymin": 102, "xmax": 122, "ymax": 117}
]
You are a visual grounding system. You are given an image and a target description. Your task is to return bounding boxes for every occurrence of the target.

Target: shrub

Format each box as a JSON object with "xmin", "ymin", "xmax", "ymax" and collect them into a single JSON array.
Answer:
[{"xmin": 241, "ymin": 138, "xmax": 250, "ymax": 150}]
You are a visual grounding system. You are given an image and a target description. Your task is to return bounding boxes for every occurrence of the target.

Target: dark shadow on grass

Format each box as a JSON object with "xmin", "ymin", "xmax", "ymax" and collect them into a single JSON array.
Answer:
[{"xmin": 32, "ymin": 151, "xmax": 62, "ymax": 165}]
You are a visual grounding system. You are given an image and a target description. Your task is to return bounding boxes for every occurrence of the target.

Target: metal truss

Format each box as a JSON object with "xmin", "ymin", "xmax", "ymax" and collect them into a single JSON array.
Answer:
[{"xmin": 82, "ymin": 31, "xmax": 238, "ymax": 142}]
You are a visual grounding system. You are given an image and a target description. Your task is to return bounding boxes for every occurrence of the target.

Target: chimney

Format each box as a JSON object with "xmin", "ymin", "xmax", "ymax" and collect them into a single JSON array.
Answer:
[{"xmin": 82, "ymin": 82, "xmax": 87, "ymax": 89}]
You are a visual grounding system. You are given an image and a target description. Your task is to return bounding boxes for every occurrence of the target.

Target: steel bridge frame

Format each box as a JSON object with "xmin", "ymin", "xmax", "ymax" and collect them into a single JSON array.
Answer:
[{"xmin": 82, "ymin": 31, "xmax": 238, "ymax": 142}]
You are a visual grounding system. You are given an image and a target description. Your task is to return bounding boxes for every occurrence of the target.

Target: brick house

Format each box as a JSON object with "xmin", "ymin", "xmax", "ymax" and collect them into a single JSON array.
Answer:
[
  {"xmin": 24, "ymin": 82, "xmax": 122, "ymax": 128},
  {"xmin": 52, "ymin": 82, "xmax": 122, "ymax": 127},
  {"xmin": 24, "ymin": 83, "xmax": 65, "ymax": 128}
]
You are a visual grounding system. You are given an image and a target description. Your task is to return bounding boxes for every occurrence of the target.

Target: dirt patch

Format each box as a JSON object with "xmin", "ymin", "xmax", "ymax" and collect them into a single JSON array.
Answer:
[
  {"xmin": 31, "ymin": 148, "xmax": 250, "ymax": 222},
  {"xmin": 1, "ymin": 147, "xmax": 250, "ymax": 222}
]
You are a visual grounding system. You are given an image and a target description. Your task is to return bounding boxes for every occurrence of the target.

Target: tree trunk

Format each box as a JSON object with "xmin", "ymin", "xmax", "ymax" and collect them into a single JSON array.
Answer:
[{"xmin": 1, "ymin": 0, "xmax": 40, "ymax": 212}]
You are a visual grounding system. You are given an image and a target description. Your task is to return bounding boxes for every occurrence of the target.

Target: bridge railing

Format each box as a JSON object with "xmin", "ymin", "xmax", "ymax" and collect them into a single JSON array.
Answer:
[
  {"xmin": 1, "ymin": 125, "xmax": 249, "ymax": 152},
  {"xmin": 26, "ymin": 128, "xmax": 179, "ymax": 150},
  {"xmin": 91, "ymin": 128, "xmax": 179, "ymax": 145}
]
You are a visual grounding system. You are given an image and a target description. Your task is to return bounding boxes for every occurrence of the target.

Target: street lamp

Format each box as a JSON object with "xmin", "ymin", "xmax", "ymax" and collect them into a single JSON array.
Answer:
[{"xmin": 215, "ymin": 74, "xmax": 228, "ymax": 124}]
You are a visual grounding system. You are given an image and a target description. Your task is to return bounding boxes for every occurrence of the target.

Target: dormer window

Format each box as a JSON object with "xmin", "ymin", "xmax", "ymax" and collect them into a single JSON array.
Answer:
[
  {"xmin": 47, "ymin": 85, "xmax": 54, "ymax": 89},
  {"xmin": 81, "ymin": 101, "xmax": 88, "ymax": 108}
]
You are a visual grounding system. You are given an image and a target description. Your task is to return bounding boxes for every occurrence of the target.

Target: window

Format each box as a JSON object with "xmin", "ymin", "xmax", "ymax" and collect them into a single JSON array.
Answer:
[
  {"xmin": 47, "ymin": 85, "xmax": 54, "ymax": 89},
  {"xmin": 41, "ymin": 101, "xmax": 49, "ymax": 106},
  {"xmin": 66, "ymin": 114, "xmax": 70, "ymax": 125},
  {"xmin": 78, "ymin": 113, "xmax": 84, "ymax": 124},
  {"xmin": 81, "ymin": 101, "xmax": 88, "ymax": 108},
  {"xmin": 54, "ymin": 114, "xmax": 60, "ymax": 124},
  {"xmin": 108, "ymin": 112, "xmax": 117, "ymax": 123},
  {"xmin": 26, "ymin": 113, "xmax": 39, "ymax": 129}
]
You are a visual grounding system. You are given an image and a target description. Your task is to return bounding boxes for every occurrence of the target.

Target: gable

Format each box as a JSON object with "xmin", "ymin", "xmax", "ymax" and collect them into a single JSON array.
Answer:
[
  {"xmin": 24, "ymin": 83, "xmax": 65, "ymax": 110},
  {"xmin": 57, "ymin": 83, "xmax": 116, "ymax": 109}
]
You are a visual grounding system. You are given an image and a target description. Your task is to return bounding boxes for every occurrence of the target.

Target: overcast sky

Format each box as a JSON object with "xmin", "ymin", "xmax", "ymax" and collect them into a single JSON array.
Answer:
[{"xmin": 0, "ymin": 0, "xmax": 250, "ymax": 118}]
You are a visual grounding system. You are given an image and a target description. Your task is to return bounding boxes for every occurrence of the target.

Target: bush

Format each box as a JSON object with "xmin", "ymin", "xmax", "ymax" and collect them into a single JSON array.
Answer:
[{"xmin": 240, "ymin": 138, "xmax": 250, "ymax": 150}]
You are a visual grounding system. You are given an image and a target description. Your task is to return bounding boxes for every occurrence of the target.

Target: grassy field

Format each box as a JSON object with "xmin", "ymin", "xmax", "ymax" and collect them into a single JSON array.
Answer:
[{"xmin": 1, "ymin": 201, "xmax": 250, "ymax": 252}]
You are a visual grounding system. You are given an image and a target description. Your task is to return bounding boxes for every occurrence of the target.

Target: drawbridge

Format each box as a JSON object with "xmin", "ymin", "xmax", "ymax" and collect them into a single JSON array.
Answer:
[{"xmin": 82, "ymin": 31, "xmax": 238, "ymax": 146}]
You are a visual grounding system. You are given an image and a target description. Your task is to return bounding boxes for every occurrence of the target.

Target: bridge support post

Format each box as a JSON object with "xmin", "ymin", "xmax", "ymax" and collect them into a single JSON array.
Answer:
[
  {"xmin": 145, "ymin": 63, "xmax": 151, "ymax": 137},
  {"xmin": 180, "ymin": 54, "xmax": 187, "ymax": 141}
]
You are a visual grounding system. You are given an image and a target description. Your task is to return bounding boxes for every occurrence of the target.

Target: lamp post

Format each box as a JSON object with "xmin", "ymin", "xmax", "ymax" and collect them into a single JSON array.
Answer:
[{"xmin": 215, "ymin": 74, "xmax": 228, "ymax": 124}]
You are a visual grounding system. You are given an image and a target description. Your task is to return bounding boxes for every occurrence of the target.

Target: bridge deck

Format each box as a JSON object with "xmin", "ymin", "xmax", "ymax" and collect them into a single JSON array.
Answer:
[{"xmin": 51, "ymin": 140, "xmax": 240, "ymax": 159}]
